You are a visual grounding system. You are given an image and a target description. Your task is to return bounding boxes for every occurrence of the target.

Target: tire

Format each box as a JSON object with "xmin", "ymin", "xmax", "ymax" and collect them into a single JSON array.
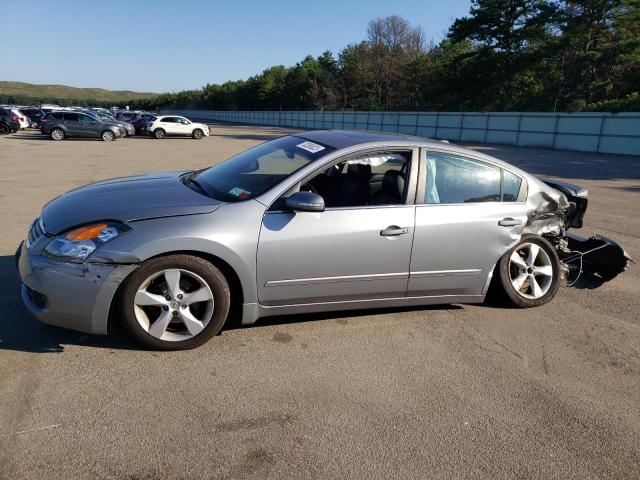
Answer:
[
  {"xmin": 192, "ymin": 128, "xmax": 203, "ymax": 139},
  {"xmin": 102, "ymin": 130, "xmax": 115, "ymax": 141},
  {"xmin": 497, "ymin": 235, "xmax": 561, "ymax": 308},
  {"xmin": 120, "ymin": 254, "xmax": 231, "ymax": 350},
  {"xmin": 154, "ymin": 128, "xmax": 166, "ymax": 139},
  {"xmin": 0, "ymin": 123, "xmax": 10, "ymax": 135},
  {"xmin": 51, "ymin": 128, "xmax": 65, "ymax": 141}
]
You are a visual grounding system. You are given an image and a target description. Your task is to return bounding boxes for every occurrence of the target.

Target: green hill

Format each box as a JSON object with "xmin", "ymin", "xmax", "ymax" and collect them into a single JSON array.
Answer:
[{"xmin": 0, "ymin": 81, "xmax": 158, "ymax": 105}]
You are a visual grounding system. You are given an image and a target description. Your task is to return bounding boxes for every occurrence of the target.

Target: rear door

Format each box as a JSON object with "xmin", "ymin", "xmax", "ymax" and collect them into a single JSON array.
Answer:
[
  {"xmin": 408, "ymin": 149, "xmax": 529, "ymax": 297},
  {"xmin": 159, "ymin": 117, "xmax": 179, "ymax": 134},
  {"xmin": 63, "ymin": 113, "xmax": 81, "ymax": 136}
]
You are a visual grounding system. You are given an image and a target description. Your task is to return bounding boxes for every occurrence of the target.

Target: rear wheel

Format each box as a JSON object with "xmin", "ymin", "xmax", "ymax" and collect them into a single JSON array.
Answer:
[
  {"xmin": 51, "ymin": 128, "xmax": 65, "ymax": 141},
  {"xmin": 102, "ymin": 130, "xmax": 115, "ymax": 141},
  {"xmin": 497, "ymin": 235, "xmax": 561, "ymax": 308},
  {"xmin": 120, "ymin": 255, "xmax": 230, "ymax": 350},
  {"xmin": 0, "ymin": 123, "xmax": 10, "ymax": 135},
  {"xmin": 192, "ymin": 129, "xmax": 203, "ymax": 139},
  {"xmin": 154, "ymin": 128, "xmax": 166, "ymax": 139}
]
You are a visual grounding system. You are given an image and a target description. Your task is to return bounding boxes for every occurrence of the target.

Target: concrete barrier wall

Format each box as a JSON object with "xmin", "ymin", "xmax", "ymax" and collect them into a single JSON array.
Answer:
[{"xmin": 165, "ymin": 110, "xmax": 640, "ymax": 156}]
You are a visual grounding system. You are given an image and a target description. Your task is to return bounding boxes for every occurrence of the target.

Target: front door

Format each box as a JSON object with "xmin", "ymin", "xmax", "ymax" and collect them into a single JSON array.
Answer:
[
  {"xmin": 78, "ymin": 114, "xmax": 100, "ymax": 137},
  {"xmin": 257, "ymin": 206, "xmax": 415, "ymax": 306},
  {"xmin": 257, "ymin": 148, "xmax": 417, "ymax": 306}
]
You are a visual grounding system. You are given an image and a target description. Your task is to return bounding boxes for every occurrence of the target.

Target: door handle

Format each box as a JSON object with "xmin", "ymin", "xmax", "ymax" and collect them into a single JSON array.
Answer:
[
  {"xmin": 380, "ymin": 226, "xmax": 410, "ymax": 236},
  {"xmin": 498, "ymin": 217, "xmax": 523, "ymax": 227}
]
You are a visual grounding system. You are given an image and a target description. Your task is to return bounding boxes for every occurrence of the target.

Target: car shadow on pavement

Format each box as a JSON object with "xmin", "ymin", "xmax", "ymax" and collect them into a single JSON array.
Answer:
[
  {"xmin": 0, "ymin": 252, "xmax": 611, "ymax": 353},
  {"xmin": 3, "ymin": 133, "xmax": 108, "ymax": 142}
]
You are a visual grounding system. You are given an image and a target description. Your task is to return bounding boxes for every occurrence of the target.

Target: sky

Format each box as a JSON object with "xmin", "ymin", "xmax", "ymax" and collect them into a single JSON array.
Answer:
[{"xmin": 0, "ymin": 0, "xmax": 471, "ymax": 93}]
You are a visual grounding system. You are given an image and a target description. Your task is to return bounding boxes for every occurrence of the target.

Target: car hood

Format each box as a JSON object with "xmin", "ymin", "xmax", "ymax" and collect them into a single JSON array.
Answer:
[{"xmin": 41, "ymin": 171, "xmax": 224, "ymax": 234}]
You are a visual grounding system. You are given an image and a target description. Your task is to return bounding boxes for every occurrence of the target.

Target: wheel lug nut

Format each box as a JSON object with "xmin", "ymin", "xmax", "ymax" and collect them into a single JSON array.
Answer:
[
  {"xmin": 177, "ymin": 294, "xmax": 183, "ymax": 300},
  {"xmin": 165, "ymin": 295, "xmax": 171, "ymax": 301},
  {"xmin": 172, "ymin": 311, "xmax": 178, "ymax": 316},
  {"xmin": 181, "ymin": 304, "xmax": 187, "ymax": 309},
  {"xmin": 163, "ymin": 306, "xmax": 169, "ymax": 311}
]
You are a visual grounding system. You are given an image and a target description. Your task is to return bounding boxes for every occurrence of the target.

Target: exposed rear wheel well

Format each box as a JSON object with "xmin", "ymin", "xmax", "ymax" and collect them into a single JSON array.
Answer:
[{"xmin": 108, "ymin": 250, "xmax": 245, "ymax": 333}]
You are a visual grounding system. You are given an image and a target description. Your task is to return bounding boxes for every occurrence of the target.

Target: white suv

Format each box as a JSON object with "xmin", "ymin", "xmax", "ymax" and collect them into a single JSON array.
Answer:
[{"xmin": 147, "ymin": 115, "xmax": 210, "ymax": 139}]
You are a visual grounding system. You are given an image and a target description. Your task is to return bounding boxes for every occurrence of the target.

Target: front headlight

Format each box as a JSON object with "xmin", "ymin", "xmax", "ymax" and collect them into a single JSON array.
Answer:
[{"xmin": 43, "ymin": 222, "xmax": 130, "ymax": 262}]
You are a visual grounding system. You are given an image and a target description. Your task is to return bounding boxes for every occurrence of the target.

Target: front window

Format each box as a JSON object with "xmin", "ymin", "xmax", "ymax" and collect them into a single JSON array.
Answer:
[
  {"xmin": 79, "ymin": 114, "xmax": 94, "ymax": 125},
  {"xmin": 195, "ymin": 136, "xmax": 333, "ymax": 201}
]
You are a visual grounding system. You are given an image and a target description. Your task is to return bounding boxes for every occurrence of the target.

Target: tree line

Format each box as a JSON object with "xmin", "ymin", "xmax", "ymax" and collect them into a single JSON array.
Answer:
[{"xmin": 7, "ymin": 1, "xmax": 639, "ymax": 112}]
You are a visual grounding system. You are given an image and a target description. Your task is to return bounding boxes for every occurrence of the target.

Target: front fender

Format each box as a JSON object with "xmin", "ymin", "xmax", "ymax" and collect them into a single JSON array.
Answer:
[{"xmin": 89, "ymin": 201, "xmax": 266, "ymax": 304}]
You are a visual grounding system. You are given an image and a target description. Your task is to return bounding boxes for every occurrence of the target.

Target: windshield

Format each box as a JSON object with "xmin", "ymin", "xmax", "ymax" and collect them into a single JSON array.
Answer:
[{"xmin": 195, "ymin": 136, "xmax": 333, "ymax": 201}]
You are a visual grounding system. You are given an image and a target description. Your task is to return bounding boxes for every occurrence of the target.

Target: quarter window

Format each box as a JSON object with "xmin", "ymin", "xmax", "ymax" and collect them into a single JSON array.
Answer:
[
  {"xmin": 503, "ymin": 170, "xmax": 522, "ymax": 201},
  {"xmin": 425, "ymin": 151, "xmax": 501, "ymax": 204}
]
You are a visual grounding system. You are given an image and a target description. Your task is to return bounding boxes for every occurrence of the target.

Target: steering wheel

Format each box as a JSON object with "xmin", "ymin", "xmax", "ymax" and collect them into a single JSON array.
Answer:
[{"xmin": 300, "ymin": 182, "xmax": 317, "ymax": 194}]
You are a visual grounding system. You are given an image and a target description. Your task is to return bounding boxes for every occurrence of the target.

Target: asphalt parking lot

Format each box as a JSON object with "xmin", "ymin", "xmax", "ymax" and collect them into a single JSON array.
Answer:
[{"xmin": 1, "ymin": 124, "xmax": 639, "ymax": 479}]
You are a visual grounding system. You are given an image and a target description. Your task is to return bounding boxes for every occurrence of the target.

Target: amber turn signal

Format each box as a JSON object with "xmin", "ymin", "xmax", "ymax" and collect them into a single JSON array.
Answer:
[{"xmin": 65, "ymin": 223, "xmax": 109, "ymax": 241}]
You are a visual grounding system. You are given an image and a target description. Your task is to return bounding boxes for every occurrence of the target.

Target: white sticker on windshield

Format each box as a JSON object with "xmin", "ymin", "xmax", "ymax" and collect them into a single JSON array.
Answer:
[{"xmin": 296, "ymin": 141, "xmax": 325, "ymax": 154}]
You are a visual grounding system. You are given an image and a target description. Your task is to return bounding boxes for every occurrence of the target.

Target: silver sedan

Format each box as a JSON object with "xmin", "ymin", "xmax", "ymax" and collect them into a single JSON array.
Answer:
[{"xmin": 17, "ymin": 130, "xmax": 629, "ymax": 349}]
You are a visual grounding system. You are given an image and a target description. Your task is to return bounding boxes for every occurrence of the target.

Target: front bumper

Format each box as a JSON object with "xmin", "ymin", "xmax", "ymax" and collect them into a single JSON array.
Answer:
[{"xmin": 16, "ymin": 242, "xmax": 137, "ymax": 334}]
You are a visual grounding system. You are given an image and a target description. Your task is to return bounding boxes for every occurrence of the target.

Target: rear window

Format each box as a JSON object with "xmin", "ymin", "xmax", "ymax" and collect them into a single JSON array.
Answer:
[{"xmin": 425, "ymin": 151, "xmax": 501, "ymax": 204}]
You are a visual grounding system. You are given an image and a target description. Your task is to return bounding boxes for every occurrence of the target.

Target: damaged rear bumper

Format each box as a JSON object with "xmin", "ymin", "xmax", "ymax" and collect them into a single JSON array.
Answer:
[{"xmin": 560, "ymin": 234, "xmax": 632, "ymax": 283}]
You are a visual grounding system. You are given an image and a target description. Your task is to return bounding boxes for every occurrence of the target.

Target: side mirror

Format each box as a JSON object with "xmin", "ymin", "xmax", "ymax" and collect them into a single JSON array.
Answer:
[{"xmin": 285, "ymin": 191, "xmax": 325, "ymax": 212}]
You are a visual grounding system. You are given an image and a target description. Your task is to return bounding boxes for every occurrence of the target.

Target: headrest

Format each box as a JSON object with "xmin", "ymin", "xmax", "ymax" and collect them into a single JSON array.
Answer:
[
  {"xmin": 382, "ymin": 170, "xmax": 405, "ymax": 194},
  {"xmin": 347, "ymin": 163, "xmax": 371, "ymax": 181}
]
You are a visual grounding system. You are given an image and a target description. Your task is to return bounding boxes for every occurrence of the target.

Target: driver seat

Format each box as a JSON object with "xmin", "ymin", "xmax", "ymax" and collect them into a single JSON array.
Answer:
[{"xmin": 369, "ymin": 170, "xmax": 404, "ymax": 205}]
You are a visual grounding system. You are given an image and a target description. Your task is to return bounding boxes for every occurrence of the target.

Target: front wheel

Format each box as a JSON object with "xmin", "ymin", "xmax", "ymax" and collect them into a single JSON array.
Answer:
[
  {"xmin": 51, "ymin": 128, "xmax": 65, "ymax": 141},
  {"xmin": 120, "ymin": 255, "xmax": 231, "ymax": 350},
  {"xmin": 497, "ymin": 235, "xmax": 561, "ymax": 308},
  {"xmin": 102, "ymin": 130, "xmax": 115, "ymax": 141},
  {"xmin": 192, "ymin": 129, "xmax": 204, "ymax": 139}
]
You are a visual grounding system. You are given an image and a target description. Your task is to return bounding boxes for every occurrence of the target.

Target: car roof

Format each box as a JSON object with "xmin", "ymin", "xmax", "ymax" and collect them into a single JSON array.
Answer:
[
  {"xmin": 297, "ymin": 129, "xmax": 527, "ymax": 175},
  {"xmin": 298, "ymin": 129, "xmax": 431, "ymax": 149}
]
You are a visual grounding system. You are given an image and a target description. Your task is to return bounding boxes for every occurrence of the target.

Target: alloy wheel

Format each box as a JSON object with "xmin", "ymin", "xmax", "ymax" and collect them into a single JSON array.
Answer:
[
  {"xmin": 134, "ymin": 268, "xmax": 215, "ymax": 342},
  {"xmin": 508, "ymin": 242, "xmax": 553, "ymax": 299},
  {"xmin": 51, "ymin": 129, "xmax": 64, "ymax": 140}
]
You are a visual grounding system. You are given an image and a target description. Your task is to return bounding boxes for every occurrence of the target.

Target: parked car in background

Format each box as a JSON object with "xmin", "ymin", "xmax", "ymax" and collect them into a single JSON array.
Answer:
[
  {"xmin": 147, "ymin": 115, "xmax": 209, "ymax": 139},
  {"xmin": 116, "ymin": 111, "xmax": 140, "ymax": 122},
  {"xmin": 15, "ymin": 131, "xmax": 629, "ymax": 350},
  {"xmin": 130, "ymin": 113, "xmax": 156, "ymax": 134},
  {"xmin": 21, "ymin": 108, "xmax": 45, "ymax": 129},
  {"xmin": 0, "ymin": 107, "xmax": 20, "ymax": 134},
  {"xmin": 89, "ymin": 110, "xmax": 135, "ymax": 136},
  {"xmin": 9, "ymin": 109, "xmax": 30, "ymax": 129},
  {"xmin": 41, "ymin": 111, "xmax": 125, "ymax": 141}
]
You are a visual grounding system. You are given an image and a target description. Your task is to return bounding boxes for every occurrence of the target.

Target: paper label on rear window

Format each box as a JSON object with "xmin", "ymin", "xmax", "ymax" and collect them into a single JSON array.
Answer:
[
  {"xmin": 296, "ymin": 141, "xmax": 325, "ymax": 153},
  {"xmin": 229, "ymin": 187, "xmax": 251, "ymax": 199}
]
